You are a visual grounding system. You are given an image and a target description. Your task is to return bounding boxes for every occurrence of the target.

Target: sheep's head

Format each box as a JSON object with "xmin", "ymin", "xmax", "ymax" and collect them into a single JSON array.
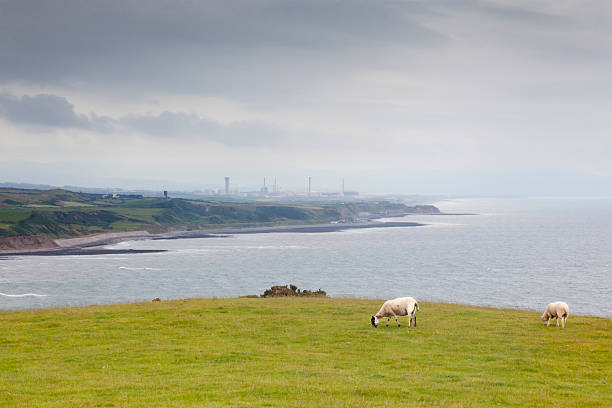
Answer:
[
  {"xmin": 541, "ymin": 312, "xmax": 549, "ymax": 322},
  {"xmin": 371, "ymin": 315, "xmax": 379, "ymax": 328}
]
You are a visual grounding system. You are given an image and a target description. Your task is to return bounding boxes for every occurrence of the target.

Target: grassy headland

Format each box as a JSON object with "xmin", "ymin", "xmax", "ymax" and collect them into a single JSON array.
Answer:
[
  {"xmin": 0, "ymin": 188, "xmax": 435, "ymax": 249},
  {"xmin": 0, "ymin": 298, "xmax": 609, "ymax": 407}
]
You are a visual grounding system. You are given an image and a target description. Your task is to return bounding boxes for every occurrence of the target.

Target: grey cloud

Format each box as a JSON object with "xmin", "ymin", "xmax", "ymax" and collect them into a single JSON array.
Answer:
[
  {"xmin": 119, "ymin": 112, "xmax": 215, "ymax": 137},
  {"xmin": 0, "ymin": 93, "xmax": 112, "ymax": 131},
  {"xmin": 0, "ymin": 1, "xmax": 442, "ymax": 54},
  {"xmin": 1, "ymin": 0, "xmax": 608, "ymax": 108},
  {"xmin": 470, "ymin": 1, "xmax": 563, "ymax": 23},
  {"xmin": 0, "ymin": 0, "xmax": 445, "ymax": 99},
  {"xmin": 0, "ymin": 91, "xmax": 282, "ymax": 146},
  {"xmin": 119, "ymin": 112, "xmax": 282, "ymax": 147}
]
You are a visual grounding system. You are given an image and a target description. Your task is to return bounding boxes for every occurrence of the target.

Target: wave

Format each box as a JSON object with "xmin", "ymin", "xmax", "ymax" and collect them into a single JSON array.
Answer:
[
  {"xmin": 0, "ymin": 292, "xmax": 48, "ymax": 297},
  {"xmin": 118, "ymin": 266, "xmax": 160, "ymax": 271}
]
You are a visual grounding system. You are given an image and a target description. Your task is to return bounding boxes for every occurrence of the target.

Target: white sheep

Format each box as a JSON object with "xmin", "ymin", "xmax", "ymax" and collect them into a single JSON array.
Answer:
[
  {"xmin": 541, "ymin": 301, "xmax": 569, "ymax": 328},
  {"xmin": 371, "ymin": 297, "xmax": 420, "ymax": 328}
]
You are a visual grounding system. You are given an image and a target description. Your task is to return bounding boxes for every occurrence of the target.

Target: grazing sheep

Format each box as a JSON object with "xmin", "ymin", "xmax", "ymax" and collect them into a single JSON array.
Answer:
[
  {"xmin": 371, "ymin": 297, "xmax": 420, "ymax": 328},
  {"xmin": 541, "ymin": 301, "xmax": 569, "ymax": 328}
]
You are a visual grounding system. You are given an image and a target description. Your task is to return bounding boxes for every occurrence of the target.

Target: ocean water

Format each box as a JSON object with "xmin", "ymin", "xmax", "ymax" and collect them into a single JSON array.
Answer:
[{"xmin": 1, "ymin": 197, "xmax": 611, "ymax": 317}]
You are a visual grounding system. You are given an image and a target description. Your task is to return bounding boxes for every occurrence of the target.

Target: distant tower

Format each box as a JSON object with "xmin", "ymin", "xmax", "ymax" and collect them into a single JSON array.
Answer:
[
  {"xmin": 308, "ymin": 176, "xmax": 311, "ymax": 197},
  {"xmin": 273, "ymin": 177, "xmax": 277, "ymax": 194},
  {"xmin": 342, "ymin": 178, "xmax": 345, "ymax": 197},
  {"xmin": 163, "ymin": 190, "xmax": 168, "ymax": 199},
  {"xmin": 261, "ymin": 177, "xmax": 268, "ymax": 194},
  {"xmin": 224, "ymin": 177, "xmax": 230, "ymax": 194}
]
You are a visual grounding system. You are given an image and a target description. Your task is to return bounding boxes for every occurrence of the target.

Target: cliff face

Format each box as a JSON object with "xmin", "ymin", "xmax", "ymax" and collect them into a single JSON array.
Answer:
[{"xmin": 0, "ymin": 235, "xmax": 58, "ymax": 252}]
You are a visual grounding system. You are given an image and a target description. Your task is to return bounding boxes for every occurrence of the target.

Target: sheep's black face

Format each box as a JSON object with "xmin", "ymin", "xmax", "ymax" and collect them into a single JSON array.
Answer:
[{"xmin": 371, "ymin": 316, "xmax": 378, "ymax": 328}]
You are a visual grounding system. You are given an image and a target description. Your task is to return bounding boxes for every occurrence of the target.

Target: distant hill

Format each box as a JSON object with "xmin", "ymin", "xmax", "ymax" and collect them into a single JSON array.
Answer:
[{"xmin": 0, "ymin": 182, "xmax": 60, "ymax": 191}]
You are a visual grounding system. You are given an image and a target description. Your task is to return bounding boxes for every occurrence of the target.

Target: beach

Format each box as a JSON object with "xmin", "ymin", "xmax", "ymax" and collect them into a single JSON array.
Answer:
[{"xmin": 0, "ymin": 220, "xmax": 425, "ymax": 256}]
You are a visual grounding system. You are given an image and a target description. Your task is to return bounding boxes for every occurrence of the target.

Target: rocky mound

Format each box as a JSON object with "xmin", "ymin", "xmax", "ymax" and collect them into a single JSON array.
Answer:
[{"xmin": 261, "ymin": 284, "xmax": 327, "ymax": 298}]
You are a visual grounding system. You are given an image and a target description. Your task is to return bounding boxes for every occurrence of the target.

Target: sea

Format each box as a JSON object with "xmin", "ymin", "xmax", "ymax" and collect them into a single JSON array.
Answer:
[{"xmin": 1, "ymin": 197, "xmax": 611, "ymax": 317}]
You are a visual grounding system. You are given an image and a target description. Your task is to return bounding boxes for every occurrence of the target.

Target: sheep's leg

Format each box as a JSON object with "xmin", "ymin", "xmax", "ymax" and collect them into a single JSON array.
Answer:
[
  {"xmin": 413, "ymin": 312, "xmax": 417, "ymax": 327},
  {"xmin": 556, "ymin": 316, "xmax": 560, "ymax": 327},
  {"xmin": 562, "ymin": 317, "xmax": 566, "ymax": 329},
  {"xmin": 546, "ymin": 318, "xmax": 551, "ymax": 327},
  {"xmin": 386, "ymin": 317, "xmax": 391, "ymax": 327},
  {"xmin": 394, "ymin": 314, "xmax": 400, "ymax": 327}
]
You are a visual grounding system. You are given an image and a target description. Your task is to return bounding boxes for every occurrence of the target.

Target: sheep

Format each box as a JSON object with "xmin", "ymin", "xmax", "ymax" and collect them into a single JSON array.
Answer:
[
  {"xmin": 371, "ymin": 297, "xmax": 420, "ymax": 328},
  {"xmin": 541, "ymin": 301, "xmax": 569, "ymax": 328}
]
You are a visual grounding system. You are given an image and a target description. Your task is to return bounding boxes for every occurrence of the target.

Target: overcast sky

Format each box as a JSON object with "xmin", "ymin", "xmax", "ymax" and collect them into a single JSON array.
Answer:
[{"xmin": 1, "ymin": 0, "xmax": 612, "ymax": 195}]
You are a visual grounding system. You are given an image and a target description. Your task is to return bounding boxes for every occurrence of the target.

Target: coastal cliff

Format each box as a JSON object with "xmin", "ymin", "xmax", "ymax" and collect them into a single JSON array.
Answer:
[
  {"xmin": 0, "ymin": 235, "xmax": 58, "ymax": 252},
  {"xmin": 0, "ymin": 187, "xmax": 439, "ymax": 252}
]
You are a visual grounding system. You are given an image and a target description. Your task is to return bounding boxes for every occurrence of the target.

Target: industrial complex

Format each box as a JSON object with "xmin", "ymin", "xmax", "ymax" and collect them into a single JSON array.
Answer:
[{"xmin": 213, "ymin": 176, "xmax": 359, "ymax": 199}]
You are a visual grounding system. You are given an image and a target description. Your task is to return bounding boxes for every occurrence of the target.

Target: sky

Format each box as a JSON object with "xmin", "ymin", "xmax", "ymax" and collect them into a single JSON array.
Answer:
[{"xmin": 1, "ymin": 0, "xmax": 612, "ymax": 195}]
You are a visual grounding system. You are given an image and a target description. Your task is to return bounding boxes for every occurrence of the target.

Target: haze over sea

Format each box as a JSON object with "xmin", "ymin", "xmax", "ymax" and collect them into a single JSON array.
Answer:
[{"xmin": 1, "ymin": 197, "xmax": 611, "ymax": 317}]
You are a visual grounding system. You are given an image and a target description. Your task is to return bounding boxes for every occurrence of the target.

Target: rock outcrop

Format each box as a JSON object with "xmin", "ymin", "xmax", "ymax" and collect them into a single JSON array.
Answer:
[{"xmin": 261, "ymin": 284, "xmax": 327, "ymax": 298}]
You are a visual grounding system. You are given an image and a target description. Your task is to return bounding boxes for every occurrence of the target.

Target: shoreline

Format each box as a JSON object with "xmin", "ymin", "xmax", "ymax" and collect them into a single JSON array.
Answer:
[
  {"xmin": 0, "ymin": 220, "xmax": 425, "ymax": 256},
  {"xmin": 162, "ymin": 220, "xmax": 425, "ymax": 237}
]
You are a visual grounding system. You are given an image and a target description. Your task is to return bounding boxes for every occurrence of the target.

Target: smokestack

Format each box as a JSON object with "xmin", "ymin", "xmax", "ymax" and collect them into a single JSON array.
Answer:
[
  {"xmin": 308, "ymin": 176, "xmax": 311, "ymax": 197},
  {"xmin": 224, "ymin": 177, "xmax": 230, "ymax": 194},
  {"xmin": 342, "ymin": 178, "xmax": 345, "ymax": 196}
]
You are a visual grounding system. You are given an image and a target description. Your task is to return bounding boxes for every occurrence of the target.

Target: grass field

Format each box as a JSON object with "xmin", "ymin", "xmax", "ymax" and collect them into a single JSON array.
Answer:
[{"xmin": 0, "ymin": 298, "xmax": 610, "ymax": 407}]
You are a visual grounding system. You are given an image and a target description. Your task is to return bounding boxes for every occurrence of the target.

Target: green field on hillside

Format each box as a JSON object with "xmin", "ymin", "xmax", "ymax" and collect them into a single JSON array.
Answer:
[
  {"xmin": 0, "ymin": 188, "xmax": 423, "ymax": 239},
  {"xmin": 0, "ymin": 298, "xmax": 609, "ymax": 407}
]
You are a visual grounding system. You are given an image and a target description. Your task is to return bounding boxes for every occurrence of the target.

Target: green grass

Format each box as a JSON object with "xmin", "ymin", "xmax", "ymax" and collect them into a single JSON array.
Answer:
[
  {"xmin": 57, "ymin": 201, "xmax": 95, "ymax": 207},
  {"xmin": 0, "ymin": 298, "xmax": 609, "ymax": 407},
  {"xmin": 107, "ymin": 207, "xmax": 162, "ymax": 220},
  {"xmin": 0, "ymin": 208, "xmax": 31, "ymax": 223},
  {"xmin": 24, "ymin": 204, "xmax": 59, "ymax": 208}
]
